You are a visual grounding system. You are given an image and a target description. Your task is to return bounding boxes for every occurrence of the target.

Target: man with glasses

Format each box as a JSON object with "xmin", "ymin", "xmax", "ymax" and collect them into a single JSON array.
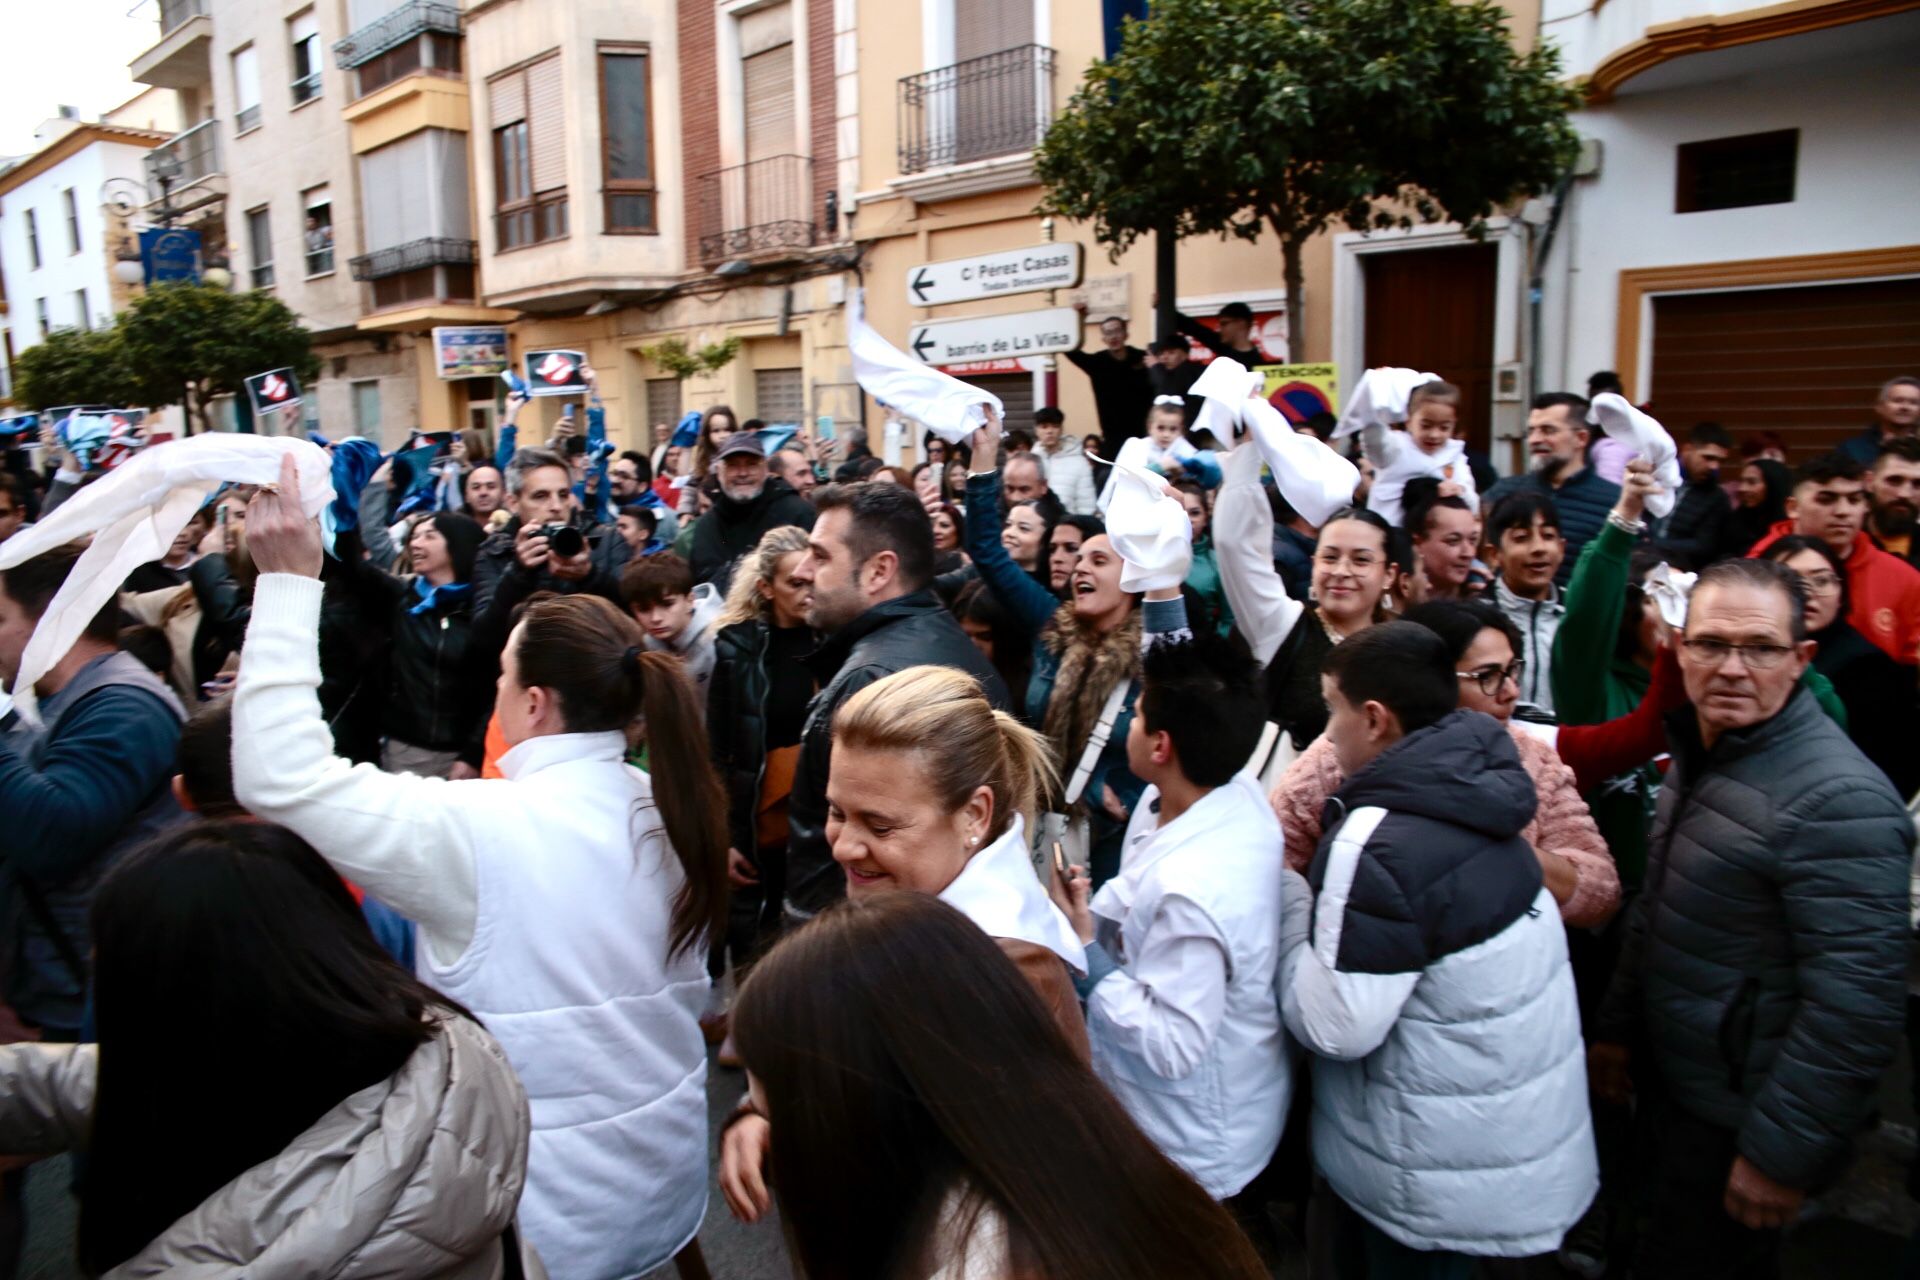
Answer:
[
  {"xmin": 1591, "ymin": 558, "xmax": 1911, "ymax": 1279},
  {"xmin": 1749, "ymin": 451, "xmax": 1920, "ymax": 664}
]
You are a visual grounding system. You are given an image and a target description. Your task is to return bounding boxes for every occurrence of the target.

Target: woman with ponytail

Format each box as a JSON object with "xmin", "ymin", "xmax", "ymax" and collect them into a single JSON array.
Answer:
[
  {"xmin": 230, "ymin": 455, "xmax": 730, "ymax": 1280},
  {"xmin": 720, "ymin": 663, "xmax": 1091, "ymax": 1225}
]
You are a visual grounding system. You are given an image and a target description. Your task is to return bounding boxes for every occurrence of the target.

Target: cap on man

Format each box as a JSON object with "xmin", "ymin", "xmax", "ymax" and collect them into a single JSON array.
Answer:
[{"xmin": 688, "ymin": 432, "xmax": 816, "ymax": 591}]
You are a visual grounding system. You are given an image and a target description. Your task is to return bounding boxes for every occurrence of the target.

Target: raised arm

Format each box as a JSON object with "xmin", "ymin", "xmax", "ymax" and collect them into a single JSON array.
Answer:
[
  {"xmin": 1212, "ymin": 441, "xmax": 1304, "ymax": 666},
  {"xmin": 962, "ymin": 463, "xmax": 1057, "ymax": 638}
]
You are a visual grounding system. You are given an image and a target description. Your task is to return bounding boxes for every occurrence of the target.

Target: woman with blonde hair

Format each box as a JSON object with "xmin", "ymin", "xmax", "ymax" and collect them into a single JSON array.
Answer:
[
  {"xmin": 705, "ymin": 525, "xmax": 817, "ymax": 1057},
  {"xmin": 721, "ymin": 663, "xmax": 1090, "ymax": 1223}
]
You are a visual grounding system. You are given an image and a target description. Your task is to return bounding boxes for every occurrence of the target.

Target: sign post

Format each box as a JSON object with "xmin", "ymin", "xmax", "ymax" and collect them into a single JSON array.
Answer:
[
  {"xmin": 905, "ymin": 307, "xmax": 1081, "ymax": 366},
  {"xmin": 905, "ymin": 244, "xmax": 1083, "ymax": 307}
]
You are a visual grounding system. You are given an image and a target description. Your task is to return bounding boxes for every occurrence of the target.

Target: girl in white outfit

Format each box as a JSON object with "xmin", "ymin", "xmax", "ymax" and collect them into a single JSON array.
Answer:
[{"xmin": 233, "ymin": 457, "xmax": 730, "ymax": 1280}]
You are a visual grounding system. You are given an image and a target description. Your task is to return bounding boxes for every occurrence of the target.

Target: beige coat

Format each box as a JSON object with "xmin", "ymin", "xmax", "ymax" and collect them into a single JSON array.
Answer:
[{"xmin": 0, "ymin": 1015, "xmax": 540, "ymax": 1279}]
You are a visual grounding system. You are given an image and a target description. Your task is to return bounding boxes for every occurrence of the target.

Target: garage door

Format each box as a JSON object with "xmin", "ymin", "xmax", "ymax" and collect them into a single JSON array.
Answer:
[{"xmin": 1649, "ymin": 278, "xmax": 1920, "ymax": 462}]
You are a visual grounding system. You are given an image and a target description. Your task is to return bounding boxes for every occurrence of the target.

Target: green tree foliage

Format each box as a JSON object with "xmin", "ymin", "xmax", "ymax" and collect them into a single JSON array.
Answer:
[
  {"xmin": 1036, "ymin": 0, "xmax": 1582, "ymax": 349},
  {"xmin": 13, "ymin": 326, "xmax": 134, "ymax": 411},
  {"xmin": 115, "ymin": 284, "xmax": 318, "ymax": 433},
  {"xmin": 643, "ymin": 335, "xmax": 744, "ymax": 380}
]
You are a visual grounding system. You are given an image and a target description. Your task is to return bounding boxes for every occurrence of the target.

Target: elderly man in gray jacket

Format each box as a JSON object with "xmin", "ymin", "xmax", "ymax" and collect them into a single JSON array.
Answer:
[{"xmin": 1592, "ymin": 557, "xmax": 1912, "ymax": 1279}]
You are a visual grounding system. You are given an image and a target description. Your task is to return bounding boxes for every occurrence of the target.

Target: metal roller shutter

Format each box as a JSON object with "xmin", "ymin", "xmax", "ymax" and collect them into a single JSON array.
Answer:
[
  {"xmin": 755, "ymin": 368, "xmax": 805, "ymax": 426},
  {"xmin": 972, "ymin": 373, "xmax": 1035, "ymax": 436},
  {"xmin": 526, "ymin": 54, "xmax": 566, "ymax": 193}
]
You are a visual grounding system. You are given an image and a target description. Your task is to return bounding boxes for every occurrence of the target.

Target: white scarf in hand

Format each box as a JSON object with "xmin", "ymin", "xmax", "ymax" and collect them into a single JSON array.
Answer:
[
  {"xmin": 1190, "ymin": 355, "xmax": 1358, "ymax": 527},
  {"xmin": 847, "ymin": 288, "xmax": 1003, "ymax": 444},
  {"xmin": 1333, "ymin": 367, "xmax": 1441, "ymax": 440},
  {"xmin": 1588, "ymin": 393, "xmax": 1683, "ymax": 520}
]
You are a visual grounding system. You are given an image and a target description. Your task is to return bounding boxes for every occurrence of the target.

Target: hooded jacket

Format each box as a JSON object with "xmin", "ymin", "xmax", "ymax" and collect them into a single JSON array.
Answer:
[
  {"xmin": 687, "ymin": 476, "xmax": 815, "ymax": 590},
  {"xmin": 1280, "ymin": 710, "xmax": 1596, "ymax": 1257},
  {"xmin": 641, "ymin": 581, "xmax": 722, "ymax": 714},
  {"xmin": 1595, "ymin": 691, "xmax": 1911, "ymax": 1191},
  {"xmin": 0, "ymin": 1014, "xmax": 537, "ymax": 1278},
  {"xmin": 1748, "ymin": 521, "xmax": 1920, "ymax": 665}
]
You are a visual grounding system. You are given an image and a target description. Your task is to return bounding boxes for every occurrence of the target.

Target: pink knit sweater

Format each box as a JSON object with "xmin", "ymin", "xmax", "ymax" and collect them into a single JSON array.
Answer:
[{"xmin": 1269, "ymin": 722, "xmax": 1621, "ymax": 928}]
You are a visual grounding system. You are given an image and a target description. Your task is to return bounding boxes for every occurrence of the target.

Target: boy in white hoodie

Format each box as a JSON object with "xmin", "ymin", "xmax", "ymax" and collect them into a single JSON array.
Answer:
[{"xmin": 619, "ymin": 552, "xmax": 722, "ymax": 713}]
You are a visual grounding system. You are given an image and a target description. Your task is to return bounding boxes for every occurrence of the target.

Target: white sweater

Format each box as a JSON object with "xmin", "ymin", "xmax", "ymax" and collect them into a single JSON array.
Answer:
[{"xmin": 234, "ymin": 574, "xmax": 709, "ymax": 1280}]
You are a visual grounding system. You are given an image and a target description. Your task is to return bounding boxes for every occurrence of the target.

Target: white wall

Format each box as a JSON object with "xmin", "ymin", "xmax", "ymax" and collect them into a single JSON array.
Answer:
[
  {"xmin": 0, "ymin": 139, "xmax": 152, "ymax": 353},
  {"xmin": 1539, "ymin": 50, "xmax": 1920, "ymax": 395}
]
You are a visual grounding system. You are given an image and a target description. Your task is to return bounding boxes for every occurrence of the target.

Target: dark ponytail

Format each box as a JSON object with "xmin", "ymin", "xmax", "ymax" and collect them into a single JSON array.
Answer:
[{"xmin": 513, "ymin": 596, "xmax": 730, "ymax": 958}]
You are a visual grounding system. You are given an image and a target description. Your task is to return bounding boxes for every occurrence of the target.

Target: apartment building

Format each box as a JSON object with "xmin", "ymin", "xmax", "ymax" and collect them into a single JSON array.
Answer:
[{"xmin": 459, "ymin": 0, "xmax": 857, "ymax": 451}]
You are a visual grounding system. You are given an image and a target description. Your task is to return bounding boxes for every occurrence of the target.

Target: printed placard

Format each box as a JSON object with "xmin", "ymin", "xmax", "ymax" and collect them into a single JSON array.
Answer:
[
  {"xmin": 246, "ymin": 368, "xmax": 303, "ymax": 416},
  {"xmin": 523, "ymin": 349, "xmax": 588, "ymax": 397}
]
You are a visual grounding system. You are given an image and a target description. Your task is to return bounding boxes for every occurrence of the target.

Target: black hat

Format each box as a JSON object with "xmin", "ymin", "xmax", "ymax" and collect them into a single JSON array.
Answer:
[{"xmin": 715, "ymin": 431, "xmax": 766, "ymax": 460}]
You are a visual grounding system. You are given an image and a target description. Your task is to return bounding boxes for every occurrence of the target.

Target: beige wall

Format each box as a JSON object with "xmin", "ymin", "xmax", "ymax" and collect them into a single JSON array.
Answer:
[{"xmin": 462, "ymin": 0, "xmax": 690, "ymax": 304}]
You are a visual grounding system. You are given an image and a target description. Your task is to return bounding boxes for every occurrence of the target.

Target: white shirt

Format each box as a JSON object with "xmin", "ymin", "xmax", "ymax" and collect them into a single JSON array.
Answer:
[
  {"xmin": 1361, "ymin": 424, "xmax": 1477, "ymax": 528},
  {"xmin": 938, "ymin": 815, "xmax": 1086, "ymax": 972}
]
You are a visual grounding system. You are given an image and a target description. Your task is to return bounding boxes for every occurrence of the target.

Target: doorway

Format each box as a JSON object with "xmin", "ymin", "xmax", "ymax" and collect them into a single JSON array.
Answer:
[{"xmin": 1363, "ymin": 244, "xmax": 1498, "ymax": 454}]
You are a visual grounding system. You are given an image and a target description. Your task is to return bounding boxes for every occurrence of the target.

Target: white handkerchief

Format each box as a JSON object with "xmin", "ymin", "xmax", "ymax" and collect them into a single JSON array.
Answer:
[
  {"xmin": 0, "ymin": 433, "xmax": 334, "ymax": 703},
  {"xmin": 1240, "ymin": 398, "xmax": 1361, "ymax": 527},
  {"xmin": 847, "ymin": 288, "xmax": 1002, "ymax": 444},
  {"xmin": 1642, "ymin": 562, "xmax": 1697, "ymax": 629},
  {"xmin": 1104, "ymin": 456, "xmax": 1193, "ymax": 593},
  {"xmin": 1334, "ymin": 367, "xmax": 1442, "ymax": 440},
  {"xmin": 1588, "ymin": 393, "xmax": 1682, "ymax": 520}
]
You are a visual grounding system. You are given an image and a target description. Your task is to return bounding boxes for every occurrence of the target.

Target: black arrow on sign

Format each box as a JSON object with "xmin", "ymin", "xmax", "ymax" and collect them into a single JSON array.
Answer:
[
  {"xmin": 911, "ymin": 329, "xmax": 937, "ymax": 361},
  {"xmin": 910, "ymin": 268, "xmax": 933, "ymax": 303}
]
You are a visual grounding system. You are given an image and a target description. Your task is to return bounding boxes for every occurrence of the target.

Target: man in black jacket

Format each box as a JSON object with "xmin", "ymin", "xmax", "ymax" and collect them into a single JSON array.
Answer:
[
  {"xmin": 688, "ymin": 433, "xmax": 815, "ymax": 591},
  {"xmin": 1592, "ymin": 558, "xmax": 1911, "ymax": 1278},
  {"xmin": 783, "ymin": 483, "xmax": 1009, "ymax": 918},
  {"xmin": 1063, "ymin": 308, "xmax": 1152, "ymax": 444},
  {"xmin": 1652, "ymin": 421, "xmax": 1733, "ymax": 570}
]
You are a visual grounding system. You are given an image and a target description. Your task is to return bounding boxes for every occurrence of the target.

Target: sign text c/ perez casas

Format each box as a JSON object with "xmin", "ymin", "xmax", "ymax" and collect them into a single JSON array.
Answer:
[
  {"xmin": 906, "ymin": 243, "xmax": 1083, "ymax": 306},
  {"xmin": 907, "ymin": 308, "xmax": 1081, "ymax": 364}
]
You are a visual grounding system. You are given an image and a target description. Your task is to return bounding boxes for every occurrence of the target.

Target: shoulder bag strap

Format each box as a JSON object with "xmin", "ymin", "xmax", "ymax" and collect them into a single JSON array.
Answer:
[{"xmin": 1062, "ymin": 678, "xmax": 1133, "ymax": 808}]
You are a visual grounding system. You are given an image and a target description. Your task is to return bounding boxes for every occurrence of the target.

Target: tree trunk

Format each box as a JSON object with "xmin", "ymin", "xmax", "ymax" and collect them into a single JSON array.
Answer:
[{"xmin": 1281, "ymin": 232, "xmax": 1307, "ymax": 364}]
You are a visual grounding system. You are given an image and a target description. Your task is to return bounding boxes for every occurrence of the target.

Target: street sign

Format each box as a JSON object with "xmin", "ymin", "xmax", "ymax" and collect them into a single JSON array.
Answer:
[
  {"xmin": 139, "ymin": 227, "xmax": 202, "ymax": 285},
  {"xmin": 907, "ymin": 307, "xmax": 1081, "ymax": 366},
  {"xmin": 906, "ymin": 243, "xmax": 1083, "ymax": 307}
]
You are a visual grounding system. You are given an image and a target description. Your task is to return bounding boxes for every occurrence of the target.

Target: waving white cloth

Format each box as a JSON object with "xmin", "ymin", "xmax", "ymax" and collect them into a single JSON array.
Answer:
[
  {"xmin": 1642, "ymin": 562, "xmax": 1697, "ymax": 629},
  {"xmin": 1104, "ymin": 450, "xmax": 1194, "ymax": 593},
  {"xmin": 1589, "ymin": 393, "xmax": 1682, "ymax": 520},
  {"xmin": 0, "ymin": 434, "xmax": 333, "ymax": 703},
  {"xmin": 1333, "ymin": 367, "xmax": 1441, "ymax": 441},
  {"xmin": 1188, "ymin": 355, "xmax": 1358, "ymax": 527},
  {"xmin": 847, "ymin": 288, "xmax": 1002, "ymax": 444}
]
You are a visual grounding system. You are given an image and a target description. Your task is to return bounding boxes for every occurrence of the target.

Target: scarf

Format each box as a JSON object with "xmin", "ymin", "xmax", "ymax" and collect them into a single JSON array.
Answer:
[
  {"xmin": 409, "ymin": 577, "xmax": 473, "ymax": 616},
  {"xmin": 1039, "ymin": 603, "xmax": 1142, "ymax": 808}
]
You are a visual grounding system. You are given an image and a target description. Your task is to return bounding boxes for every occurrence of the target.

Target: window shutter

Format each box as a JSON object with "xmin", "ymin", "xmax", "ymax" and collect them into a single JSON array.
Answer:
[
  {"xmin": 527, "ymin": 55, "xmax": 566, "ymax": 192},
  {"xmin": 232, "ymin": 46, "xmax": 261, "ymax": 111},
  {"xmin": 489, "ymin": 69, "xmax": 526, "ymax": 129},
  {"xmin": 953, "ymin": 0, "xmax": 1030, "ymax": 62},
  {"xmin": 738, "ymin": 4, "xmax": 791, "ymax": 57},
  {"xmin": 742, "ymin": 49, "xmax": 794, "ymax": 162},
  {"xmin": 753, "ymin": 368, "xmax": 805, "ymax": 426},
  {"xmin": 290, "ymin": 11, "xmax": 318, "ymax": 44}
]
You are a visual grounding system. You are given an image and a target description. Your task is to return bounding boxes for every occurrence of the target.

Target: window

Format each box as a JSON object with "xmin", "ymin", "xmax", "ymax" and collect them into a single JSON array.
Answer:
[
  {"xmin": 645, "ymin": 377, "xmax": 681, "ymax": 437},
  {"xmin": 754, "ymin": 367, "xmax": 804, "ymax": 426},
  {"xmin": 25, "ymin": 210, "xmax": 40, "ymax": 270},
  {"xmin": 247, "ymin": 205, "xmax": 274, "ymax": 288},
  {"xmin": 1676, "ymin": 129, "xmax": 1798, "ymax": 214},
  {"xmin": 598, "ymin": 45, "xmax": 655, "ymax": 233},
  {"xmin": 232, "ymin": 45, "xmax": 262, "ymax": 133},
  {"xmin": 356, "ymin": 32, "xmax": 461, "ymax": 98},
  {"xmin": 352, "ymin": 380, "xmax": 382, "ymax": 437},
  {"xmin": 489, "ymin": 53, "xmax": 568, "ymax": 251},
  {"xmin": 303, "ymin": 185, "xmax": 334, "ymax": 275},
  {"xmin": 35, "ymin": 298, "xmax": 49, "ymax": 338},
  {"xmin": 290, "ymin": 11, "xmax": 323, "ymax": 105},
  {"xmin": 741, "ymin": 5, "xmax": 796, "ymax": 164},
  {"xmin": 73, "ymin": 289, "xmax": 90, "ymax": 331},
  {"xmin": 62, "ymin": 189, "xmax": 81, "ymax": 254}
]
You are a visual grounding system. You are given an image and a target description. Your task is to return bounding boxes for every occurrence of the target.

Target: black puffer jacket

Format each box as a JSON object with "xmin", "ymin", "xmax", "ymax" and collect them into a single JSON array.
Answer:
[
  {"xmin": 687, "ymin": 479, "xmax": 815, "ymax": 590},
  {"xmin": 1597, "ymin": 689, "xmax": 1913, "ymax": 1189},
  {"xmin": 710, "ymin": 618, "xmax": 775, "ymax": 859},
  {"xmin": 784, "ymin": 590, "xmax": 1010, "ymax": 914}
]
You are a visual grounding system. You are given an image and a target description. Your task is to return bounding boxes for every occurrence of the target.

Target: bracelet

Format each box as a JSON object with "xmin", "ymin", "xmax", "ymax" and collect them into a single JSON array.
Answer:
[{"xmin": 1607, "ymin": 511, "xmax": 1645, "ymax": 535}]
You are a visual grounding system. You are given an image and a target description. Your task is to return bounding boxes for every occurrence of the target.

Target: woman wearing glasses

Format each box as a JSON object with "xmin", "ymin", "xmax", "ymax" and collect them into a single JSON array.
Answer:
[
  {"xmin": 1761, "ymin": 536, "xmax": 1917, "ymax": 797},
  {"xmin": 1269, "ymin": 601, "xmax": 1620, "ymax": 927}
]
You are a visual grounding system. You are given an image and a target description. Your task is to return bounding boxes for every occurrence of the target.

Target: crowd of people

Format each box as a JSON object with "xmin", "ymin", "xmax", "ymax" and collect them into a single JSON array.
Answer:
[{"xmin": 0, "ymin": 348, "xmax": 1914, "ymax": 1280}]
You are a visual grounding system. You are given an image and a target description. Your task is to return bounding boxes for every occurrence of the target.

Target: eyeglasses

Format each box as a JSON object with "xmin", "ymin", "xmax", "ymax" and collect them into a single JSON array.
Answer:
[
  {"xmin": 1678, "ymin": 637, "xmax": 1796, "ymax": 669},
  {"xmin": 1797, "ymin": 571, "xmax": 1842, "ymax": 595},
  {"xmin": 1456, "ymin": 660, "xmax": 1524, "ymax": 695}
]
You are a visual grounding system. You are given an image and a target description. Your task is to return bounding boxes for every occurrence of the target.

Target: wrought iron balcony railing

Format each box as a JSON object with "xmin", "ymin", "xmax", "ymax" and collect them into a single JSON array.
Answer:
[
  {"xmin": 897, "ymin": 44, "xmax": 1055, "ymax": 175},
  {"xmin": 349, "ymin": 235, "xmax": 476, "ymax": 281},
  {"xmin": 332, "ymin": 0, "xmax": 461, "ymax": 71},
  {"xmin": 156, "ymin": 0, "xmax": 208, "ymax": 35},
  {"xmin": 696, "ymin": 154, "xmax": 817, "ymax": 263},
  {"xmin": 144, "ymin": 119, "xmax": 221, "ymax": 204}
]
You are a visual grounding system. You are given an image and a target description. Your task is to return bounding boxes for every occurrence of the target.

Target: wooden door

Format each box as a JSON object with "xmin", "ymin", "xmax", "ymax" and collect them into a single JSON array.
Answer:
[
  {"xmin": 1650, "ymin": 279, "xmax": 1920, "ymax": 463},
  {"xmin": 1363, "ymin": 244, "xmax": 1498, "ymax": 454}
]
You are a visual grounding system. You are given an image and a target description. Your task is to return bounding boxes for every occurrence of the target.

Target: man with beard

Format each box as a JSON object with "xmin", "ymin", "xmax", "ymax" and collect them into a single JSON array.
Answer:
[
  {"xmin": 1484, "ymin": 393, "xmax": 1621, "ymax": 587},
  {"xmin": 687, "ymin": 433, "xmax": 815, "ymax": 591},
  {"xmin": 1868, "ymin": 437, "xmax": 1920, "ymax": 569}
]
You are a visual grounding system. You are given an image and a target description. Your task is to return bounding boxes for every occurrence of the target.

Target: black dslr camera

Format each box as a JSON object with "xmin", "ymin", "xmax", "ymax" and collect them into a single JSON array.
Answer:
[{"xmin": 537, "ymin": 523, "xmax": 586, "ymax": 558}]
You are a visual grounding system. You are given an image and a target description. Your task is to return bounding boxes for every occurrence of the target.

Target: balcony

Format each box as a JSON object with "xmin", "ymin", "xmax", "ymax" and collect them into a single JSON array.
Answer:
[
  {"xmin": 898, "ymin": 45, "xmax": 1055, "ymax": 176},
  {"xmin": 144, "ymin": 119, "xmax": 224, "ymax": 211},
  {"xmin": 348, "ymin": 235, "xmax": 476, "ymax": 282},
  {"xmin": 129, "ymin": 0, "xmax": 212, "ymax": 90},
  {"xmin": 696, "ymin": 155, "xmax": 818, "ymax": 264},
  {"xmin": 334, "ymin": 1, "xmax": 462, "ymax": 70}
]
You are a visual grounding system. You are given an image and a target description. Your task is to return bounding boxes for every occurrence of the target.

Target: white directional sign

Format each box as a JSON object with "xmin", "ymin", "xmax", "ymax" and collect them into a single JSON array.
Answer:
[
  {"xmin": 907, "ymin": 307, "xmax": 1081, "ymax": 366},
  {"xmin": 906, "ymin": 243, "xmax": 1083, "ymax": 307}
]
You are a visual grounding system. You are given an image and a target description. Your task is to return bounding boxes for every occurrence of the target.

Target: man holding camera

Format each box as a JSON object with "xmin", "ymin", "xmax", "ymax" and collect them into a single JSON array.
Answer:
[{"xmin": 472, "ymin": 446, "xmax": 623, "ymax": 620}]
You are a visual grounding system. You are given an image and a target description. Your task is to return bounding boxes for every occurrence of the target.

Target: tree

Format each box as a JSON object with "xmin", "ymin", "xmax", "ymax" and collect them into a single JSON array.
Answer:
[
  {"xmin": 1036, "ymin": 0, "xmax": 1582, "ymax": 354},
  {"xmin": 115, "ymin": 284, "xmax": 319, "ymax": 434},
  {"xmin": 13, "ymin": 326, "xmax": 134, "ymax": 411}
]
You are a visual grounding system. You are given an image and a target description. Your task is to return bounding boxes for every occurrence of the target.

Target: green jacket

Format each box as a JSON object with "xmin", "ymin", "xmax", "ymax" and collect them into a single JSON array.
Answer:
[
  {"xmin": 1551, "ymin": 521, "xmax": 1844, "ymax": 888},
  {"xmin": 1185, "ymin": 535, "xmax": 1235, "ymax": 639}
]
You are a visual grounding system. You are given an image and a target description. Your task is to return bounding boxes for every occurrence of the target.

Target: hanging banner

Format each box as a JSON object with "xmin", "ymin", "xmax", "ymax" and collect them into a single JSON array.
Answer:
[
  {"xmin": 246, "ymin": 368, "xmax": 303, "ymax": 416},
  {"xmin": 433, "ymin": 326, "xmax": 511, "ymax": 380},
  {"xmin": 1256, "ymin": 363, "xmax": 1340, "ymax": 426},
  {"xmin": 523, "ymin": 349, "xmax": 589, "ymax": 397}
]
